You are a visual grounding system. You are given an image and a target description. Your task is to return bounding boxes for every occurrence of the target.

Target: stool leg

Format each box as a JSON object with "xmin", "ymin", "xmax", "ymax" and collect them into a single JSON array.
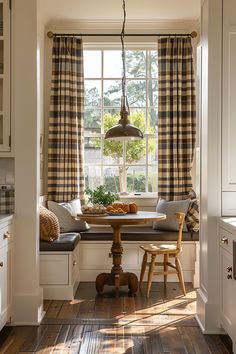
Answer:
[
  {"xmin": 139, "ymin": 251, "xmax": 148, "ymax": 288},
  {"xmin": 164, "ymin": 254, "xmax": 168, "ymax": 287},
  {"xmin": 175, "ymin": 256, "xmax": 186, "ymax": 296},
  {"xmin": 147, "ymin": 254, "xmax": 156, "ymax": 298}
]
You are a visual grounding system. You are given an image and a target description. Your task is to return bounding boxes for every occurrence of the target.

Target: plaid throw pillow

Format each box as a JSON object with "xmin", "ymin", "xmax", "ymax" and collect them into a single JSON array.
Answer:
[{"xmin": 185, "ymin": 199, "xmax": 199, "ymax": 232}]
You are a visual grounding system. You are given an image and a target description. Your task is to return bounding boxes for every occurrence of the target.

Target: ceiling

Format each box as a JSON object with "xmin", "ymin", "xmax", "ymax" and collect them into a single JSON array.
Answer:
[{"xmin": 38, "ymin": 0, "xmax": 201, "ymax": 25}]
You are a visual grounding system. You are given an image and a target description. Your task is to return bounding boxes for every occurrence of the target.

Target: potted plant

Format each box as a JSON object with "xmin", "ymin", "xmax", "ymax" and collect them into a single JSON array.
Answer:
[{"xmin": 85, "ymin": 185, "xmax": 119, "ymax": 207}]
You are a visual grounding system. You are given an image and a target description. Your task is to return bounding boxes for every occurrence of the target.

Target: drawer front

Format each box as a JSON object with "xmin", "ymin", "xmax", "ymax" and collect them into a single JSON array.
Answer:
[
  {"xmin": 40, "ymin": 254, "xmax": 69, "ymax": 285},
  {"xmin": 0, "ymin": 224, "xmax": 13, "ymax": 248},
  {"xmin": 219, "ymin": 227, "xmax": 234, "ymax": 254}
]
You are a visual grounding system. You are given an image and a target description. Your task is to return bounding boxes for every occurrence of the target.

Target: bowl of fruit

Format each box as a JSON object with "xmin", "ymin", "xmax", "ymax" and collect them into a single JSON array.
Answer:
[
  {"xmin": 106, "ymin": 202, "xmax": 138, "ymax": 215},
  {"xmin": 81, "ymin": 204, "xmax": 107, "ymax": 216}
]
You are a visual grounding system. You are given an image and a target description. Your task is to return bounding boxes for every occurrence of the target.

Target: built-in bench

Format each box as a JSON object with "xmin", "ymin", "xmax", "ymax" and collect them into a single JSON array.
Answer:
[
  {"xmin": 40, "ymin": 233, "xmax": 80, "ymax": 300},
  {"xmin": 79, "ymin": 226, "xmax": 199, "ymax": 287},
  {"xmin": 39, "ymin": 226, "xmax": 199, "ymax": 300},
  {"xmin": 80, "ymin": 226, "xmax": 199, "ymax": 241}
]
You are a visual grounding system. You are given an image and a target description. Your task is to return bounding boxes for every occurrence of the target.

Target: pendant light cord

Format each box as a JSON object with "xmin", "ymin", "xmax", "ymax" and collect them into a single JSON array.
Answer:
[{"xmin": 121, "ymin": 0, "xmax": 128, "ymax": 109}]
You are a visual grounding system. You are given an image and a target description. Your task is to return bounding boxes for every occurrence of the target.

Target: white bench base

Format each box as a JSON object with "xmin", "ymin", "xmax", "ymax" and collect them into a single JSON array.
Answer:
[
  {"xmin": 40, "ymin": 243, "xmax": 80, "ymax": 300},
  {"xmin": 79, "ymin": 241, "xmax": 199, "ymax": 288}
]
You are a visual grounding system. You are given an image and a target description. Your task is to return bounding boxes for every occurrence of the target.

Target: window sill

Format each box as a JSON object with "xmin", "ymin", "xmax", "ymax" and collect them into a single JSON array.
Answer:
[{"xmin": 119, "ymin": 193, "xmax": 158, "ymax": 199}]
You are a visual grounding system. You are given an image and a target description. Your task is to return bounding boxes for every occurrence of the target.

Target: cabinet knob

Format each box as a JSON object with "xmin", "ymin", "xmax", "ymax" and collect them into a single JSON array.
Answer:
[
  {"xmin": 221, "ymin": 236, "xmax": 228, "ymax": 244},
  {"xmin": 73, "ymin": 261, "xmax": 77, "ymax": 266},
  {"xmin": 0, "ymin": 262, "xmax": 3, "ymax": 267},
  {"xmin": 227, "ymin": 274, "xmax": 232, "ymax": 280},
  {"xmin": 109, "ymin": 252, "xmax": 112, "ymax": 258},
  {"xmin": 3, "ymin": 231, "xmax": 10, "ymax": 239},
  {"xmin": 227, "ymin": 266, "xmax": 232, "ymax": 273}
]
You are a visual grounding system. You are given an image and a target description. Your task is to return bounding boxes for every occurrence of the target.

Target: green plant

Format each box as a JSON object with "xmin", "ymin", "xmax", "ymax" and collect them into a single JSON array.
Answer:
[{"xmin": 85, "ymin": 185, "xmax": 119, "ymax": 206}]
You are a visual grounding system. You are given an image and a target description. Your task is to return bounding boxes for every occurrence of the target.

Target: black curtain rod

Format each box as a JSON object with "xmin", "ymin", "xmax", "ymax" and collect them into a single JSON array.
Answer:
[{"xmin": 47, "ymin": 31, "xmax": 197, "ymax": 39}]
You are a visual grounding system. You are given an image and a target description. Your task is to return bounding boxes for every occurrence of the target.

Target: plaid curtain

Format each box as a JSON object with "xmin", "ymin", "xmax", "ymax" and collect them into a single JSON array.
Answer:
[
  {"xmin": 47, "ymin": 37, "xmax": 85, "ymax": 202},
  {"xmin": 157, "ymin": 37, "xmax": 196, "ymax": 201}
]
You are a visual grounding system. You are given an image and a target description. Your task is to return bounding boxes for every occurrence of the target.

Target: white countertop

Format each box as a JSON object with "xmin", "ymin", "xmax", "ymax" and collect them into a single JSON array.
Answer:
[
  {"xmin": 0, "ymin": 214, "xmax": 14, "ymax": 225},
  {"xmin": 219, "ymin": 217, "xmax": 236, "ymax": 233}
]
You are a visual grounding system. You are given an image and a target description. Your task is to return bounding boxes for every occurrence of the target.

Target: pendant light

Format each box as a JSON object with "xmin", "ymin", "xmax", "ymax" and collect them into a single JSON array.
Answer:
[{"xmin": 104, "ymin": 0, "xmax": 144, "ymax": 141}]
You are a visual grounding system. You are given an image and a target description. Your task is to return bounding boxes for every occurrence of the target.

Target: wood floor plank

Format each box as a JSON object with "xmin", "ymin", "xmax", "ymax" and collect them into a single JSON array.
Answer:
[
  {"xmin": 0, "ymin": 283, "xmax": 232, "ymax": 354},
  {"xmin": 20, "ymin": 325, "xmax": 48, "ymax": 352},
  {"xmin": 34, "ymin": 325, "xmax": 62, "ymax": 353},
  {"xmin": 159, "ymin": 326, "xmax": 188, "ymax": 354},
  {"xmin": 52, "ymin": 324, "xmax": 71, "ymax": 353},
  {"xmin": 178, "ymin": 326, "xmax": 211, "ymax": 354},
  {"xmin": 0, "ymin": 326, "xmax": 38, "ymax": 354},
  {"xmin": 45, "ymin": 301, "xmax": 65, "ymax": 319},
  {"xmin": 64, "ymin": 324, "xmax": 84, "ymax": 353}
]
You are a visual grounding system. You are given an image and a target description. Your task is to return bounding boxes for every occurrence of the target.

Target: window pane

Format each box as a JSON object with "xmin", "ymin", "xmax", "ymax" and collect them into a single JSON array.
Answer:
[
  {"xmin": 148, "ymin": 108, "xmax": 158, "ymax": 133},
  {"xmin": 104, "ymin": 108, "xmax": 120, "ymax": 116},
  {"xmin": 148, "ymin": 138, "xmax": 158, "ymax": 164},
  {"xmin": 85, "ymin": 137, "xmax": 101, "ymax": 164},
  {"xmin": 127, "ymin": 80, "xmax": 146, "ymax": 107},
  {"xmin": 129, "ymin": 110, "xmax": 146, "ymax": 135},
  {"xmin": 85, "ymin": 165, "xmax": 101, "ymax": 190},
  {"xmin": 85, "ymin": 80, "xmax": 101, "ymax": 106},
  {"xmin": 147, "ymin": 80, "xmax": 158, "ymax": 107},
  {"xmin": 103, "ymin": 80, "xmax": 122, "ymax": 107},
  {"xmin": 127, "ymin": 166, "xmax": 146, "ymax": 193},
  {"xmin": 147, "ymin": 51, "xmax": 158, "ymax": 78},
  {"xmin": 103, "ymin": 138, "xmax": 123, "ymax": 165},
  {"xmin": 104, "ymin": 166, "xmax": 121, "ymax": 193},
  {"xmin": 148, "ymin": 165, "xmax": 158, "ymax": 192},
  {"xmin": 104, "ymin": 50, "xmax": 122, "ymax": 78},
  {"xmin": 126, "ymin": 139, "xmax": 146, "ymax": 165},
  {"xmin": 84, "ymin": 51, "xmax": 101, "ymax": 78},
  {"xmin": 126, "ymin": 50, "xmax": 146, "ymax": 78},
  {"xmin": 84, "ymin": 108, "xmax": 101, "ymax": 133}
]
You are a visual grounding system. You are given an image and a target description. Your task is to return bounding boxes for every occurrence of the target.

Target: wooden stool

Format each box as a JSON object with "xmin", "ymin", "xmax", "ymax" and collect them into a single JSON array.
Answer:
[{"xmin": 139, "ymin": 212, "xmax": 186, "ymax": 298}]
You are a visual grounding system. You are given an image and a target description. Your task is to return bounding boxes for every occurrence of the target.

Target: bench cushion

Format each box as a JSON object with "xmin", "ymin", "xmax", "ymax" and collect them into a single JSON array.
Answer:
[
  {"xmin": 40, "ymin": 232, "xmax": 80, "ymax": 252},
  {"xmin": 80, "ymin": 226, "xmax": 199, "ymax": 242}
]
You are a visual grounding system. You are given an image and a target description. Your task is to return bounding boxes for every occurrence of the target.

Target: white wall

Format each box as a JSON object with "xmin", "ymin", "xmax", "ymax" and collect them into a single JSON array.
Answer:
[
  {"xmin": 38, "ymin": 0, "xmax": 200, "ymax": 23},
  {"xmin": 12, "ymin": 0, "xmax": 43, "ymax": 325},
  {"xmin": 196, "ymin": 0, "xmax": 222, "ymax": 333}
]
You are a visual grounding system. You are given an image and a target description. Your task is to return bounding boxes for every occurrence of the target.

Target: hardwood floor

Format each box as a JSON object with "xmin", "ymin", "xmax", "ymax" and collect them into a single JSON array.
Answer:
[{"xmin": 0, "ymin": 282, "xmax": 232, "ymax": 353}]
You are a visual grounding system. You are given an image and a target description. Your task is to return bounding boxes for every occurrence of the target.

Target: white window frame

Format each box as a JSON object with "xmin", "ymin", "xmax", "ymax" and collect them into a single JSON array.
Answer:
[{"xmin": 84, "ymin": 44, "xmax": 158, "ymax": 196}]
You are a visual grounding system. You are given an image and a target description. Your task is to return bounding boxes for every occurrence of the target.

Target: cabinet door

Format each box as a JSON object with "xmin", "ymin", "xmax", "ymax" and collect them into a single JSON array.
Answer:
[
  {"xmin": 0, "ymin": 245, "xmax": 11, "ymax": 330},
  {"xmin": 220, "ymin": 247, "xmax": 235, "ymax": 337},
  {"xmin": 0, "ymin": 0, "xmax": 10, "ymax": 152}
]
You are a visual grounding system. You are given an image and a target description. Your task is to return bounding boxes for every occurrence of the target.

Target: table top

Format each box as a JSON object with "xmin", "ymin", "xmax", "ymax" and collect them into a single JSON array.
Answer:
[{"xmin": 78, "ymin": 211, "xmax": 166, "ymax": 226}]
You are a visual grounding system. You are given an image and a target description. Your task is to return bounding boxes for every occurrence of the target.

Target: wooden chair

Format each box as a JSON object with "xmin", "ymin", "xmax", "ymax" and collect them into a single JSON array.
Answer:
[{"xmin": 139, "ymin": 212, "xmax": 186, "ymax": 298}]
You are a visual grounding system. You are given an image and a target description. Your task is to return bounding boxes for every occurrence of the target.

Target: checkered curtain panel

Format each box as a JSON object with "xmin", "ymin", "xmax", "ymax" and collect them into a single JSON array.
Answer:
[
  {"xmin": 47, "ymin": 37, "xmax": 85, "ymax": 202},
  {"xmin": 157, "ymin": 37, "xmax": 196, "ymax": 201}
]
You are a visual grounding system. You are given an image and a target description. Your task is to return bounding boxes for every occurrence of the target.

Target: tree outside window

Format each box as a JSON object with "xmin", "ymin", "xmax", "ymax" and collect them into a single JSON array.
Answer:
[{"xmin": 84, "ymin": 49, "xmax": 158, "ymax": 194}]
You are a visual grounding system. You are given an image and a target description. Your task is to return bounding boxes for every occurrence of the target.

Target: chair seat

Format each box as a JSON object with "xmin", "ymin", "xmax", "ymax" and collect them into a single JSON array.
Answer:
[{"xmin": 140, "ymin": 243, "xmax": 178, "ymax": 253}]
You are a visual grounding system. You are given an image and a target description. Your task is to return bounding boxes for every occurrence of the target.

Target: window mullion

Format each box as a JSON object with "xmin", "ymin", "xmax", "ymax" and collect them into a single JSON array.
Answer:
[
  {"xmin": 101, "ymin": 49, "xmax": 104, "ymax": 185},
  {"xmin": 145, "ymin": 50, "xmax": 149, "ymax": 193}
]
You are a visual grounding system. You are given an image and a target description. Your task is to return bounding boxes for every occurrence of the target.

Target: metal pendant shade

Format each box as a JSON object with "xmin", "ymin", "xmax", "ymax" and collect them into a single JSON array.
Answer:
[{"xmin": 104, "ymin": 0, "xmax": 144, "ymax": 141}]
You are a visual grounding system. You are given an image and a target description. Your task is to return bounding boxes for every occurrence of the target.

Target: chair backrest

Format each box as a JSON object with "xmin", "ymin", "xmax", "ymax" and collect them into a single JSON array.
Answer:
[{"xmin": 175, "ymin": 212, "xmax": 185, "ymax": 252}]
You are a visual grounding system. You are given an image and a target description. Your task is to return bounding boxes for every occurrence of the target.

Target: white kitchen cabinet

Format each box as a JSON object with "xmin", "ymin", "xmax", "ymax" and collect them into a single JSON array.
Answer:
[
  {"xmin": 0, "ymin": 243, "xmax": 12, "ymax": 330},
  {"xmin": 0, "ymin": 0, "xmax": 11, "ymax": 153},
  {"xmin": 218, "ymin": 219, "xmax": 236, "ymax": 351},
  {"xmin": 0, "ymin": 215, "xmax": 13, "ymax": 331}
]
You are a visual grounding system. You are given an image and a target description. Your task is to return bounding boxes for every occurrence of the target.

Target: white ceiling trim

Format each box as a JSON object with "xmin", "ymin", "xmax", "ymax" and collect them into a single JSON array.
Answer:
[{"xmin": 46, "ymin": 19, "xmax": 199, "ymax": 33}]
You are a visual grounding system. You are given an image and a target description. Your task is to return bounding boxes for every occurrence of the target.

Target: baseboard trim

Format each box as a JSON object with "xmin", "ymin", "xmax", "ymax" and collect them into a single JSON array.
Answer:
[{"xmin": 12, "ymin": 288, "xmax": 44, "ymax": 325}]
